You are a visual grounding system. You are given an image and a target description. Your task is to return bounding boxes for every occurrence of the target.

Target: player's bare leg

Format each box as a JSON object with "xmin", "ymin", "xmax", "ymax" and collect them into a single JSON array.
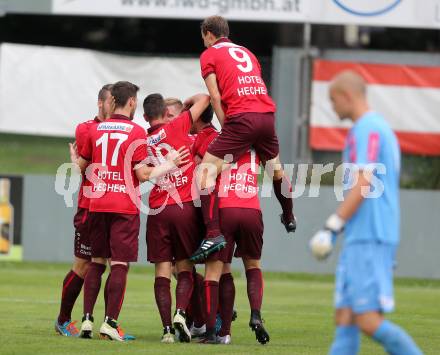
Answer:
[
  {"xmin": 263, "ymin": 155, "xmax": 296, "ymax": 233},
  {"xmin": 217, "ymin": 263, "xmax": 235, "ymax": 344},
  {"xmin": 243, "ymin": 258, "xmax": 269, "ymax": 345},
  {"xmin": 80, "ymin": 257, "xmax": 107, "ymax": 338},
  {"xmin": 154, "ymin": 262, "xmax": 174, "ymax": 343},
  {"xmin": 198, "ymin": 260, "xmax": 223, "ymax": 344},
  {"xmin": 190, "ymin": 154, "xmax": 226, "ymax": 262},
  {"xmin": 173, "ymin": 259, "xmax": 194, "ymax": 343},
  {"xmin": 55, "ymin": 257, "xmax": 90, "ymax": 337}
]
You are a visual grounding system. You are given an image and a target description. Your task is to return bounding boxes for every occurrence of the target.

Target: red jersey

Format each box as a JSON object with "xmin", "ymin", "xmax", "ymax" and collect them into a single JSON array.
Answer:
[
  {"xmin": 218, "ymin": 149, "xmax": 260, "ymax": 210},
  {"xmin": 200, "ymin": 38, "xmax": 276, "ymax": 118},
  {"xmin": 194, "ymin": 126, "xmax": 260, "ymax": 210},
  {"xmin": 80, "ymin": 114, "xmax": 148, "ymax": 215},
  {"xmin": 146, "ymin": 111, "xmax": 196, "ymax": 209},
  {"xmin": 75, "ymin": 117, "xmax": 100, "ymax": 209},
  {"xmin": 192, "ymin": 124, "xmax": 218, "ymax": 159}
]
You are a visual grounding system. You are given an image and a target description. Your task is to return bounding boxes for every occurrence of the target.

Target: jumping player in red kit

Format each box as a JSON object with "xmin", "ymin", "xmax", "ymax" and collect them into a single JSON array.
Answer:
[
  {"xmin": 54, "ymin": 84, "xmax": 113, "ymax": 337},
  {"xmin": 191, "ymin": 16, "xmax": 296, "ymax": 262},
  {"xmin": 74, "ymin": 81, "xmax": 190, "ymax": 342},
  {"xmin": 142, "ymin": 92, "xmax": 210, "ymax": 343},
  {"xmin": 193, "ymin": 109, "xmax": 269, "ymax": 345}
]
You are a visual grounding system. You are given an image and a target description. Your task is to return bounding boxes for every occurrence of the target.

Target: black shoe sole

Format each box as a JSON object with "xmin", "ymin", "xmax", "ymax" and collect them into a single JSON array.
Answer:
[
  {"xmin": 189, "ymin": 241, "xmax": 226, "ymax": 262},
  {"xmin": 250, "ymin": 324, "xmax": 270, "ymax": 345},
  {"xmin": 174, "ymin": 322, "xmax": 191, "ymax": 343},
  {"xmin": 80, "ymin": 330, "xmax": 92, "ymax": 339}
]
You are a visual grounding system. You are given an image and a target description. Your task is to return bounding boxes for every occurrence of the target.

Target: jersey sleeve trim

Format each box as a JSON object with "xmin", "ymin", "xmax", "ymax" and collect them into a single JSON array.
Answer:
[{"xmin": 203, "ymin": 71, "xmax": 215, "ymax": 80}]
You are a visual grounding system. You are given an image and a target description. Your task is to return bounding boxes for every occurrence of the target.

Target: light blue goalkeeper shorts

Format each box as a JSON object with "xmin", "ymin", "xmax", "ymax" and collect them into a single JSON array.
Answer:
[{"xmin": 334, "ymin": 241, "xmax": 397, "ymax": 314}]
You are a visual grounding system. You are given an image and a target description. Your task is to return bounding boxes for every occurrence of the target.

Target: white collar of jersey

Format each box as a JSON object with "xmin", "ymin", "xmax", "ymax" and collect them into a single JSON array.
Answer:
[{"xmin": 212, "ymin": 42, "xmax": 241, "ymax": 49}]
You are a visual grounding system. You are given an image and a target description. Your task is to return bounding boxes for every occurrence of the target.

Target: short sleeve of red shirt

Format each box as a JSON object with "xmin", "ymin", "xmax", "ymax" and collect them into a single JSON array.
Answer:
[
  {"xmin": 80, "ymin": 128, "xmax": 93, "ymax": 161},
  {"xmin": 200, "ymin": 50, "xmax": 215, "ymax": 79},
  {"xmin": 169, "ymin": 110, "xmax": 192, "ymax": 136},
  {"xmin": 132, "ymin": 127, "xmax": 148, "ymax": 164},
  {"xmin": 75, "ymin": 123, "xmax": 89, "ymax": 154}
]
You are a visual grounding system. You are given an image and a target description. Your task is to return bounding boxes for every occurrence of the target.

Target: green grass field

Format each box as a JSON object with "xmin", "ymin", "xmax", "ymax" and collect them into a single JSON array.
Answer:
[
  {"xmin": 0, "ymin": 133, "xmax": 72, "ymax": 175},
  {"xmin": 0, "ymin": 262, "xmax": 439, "ymax": 354}
]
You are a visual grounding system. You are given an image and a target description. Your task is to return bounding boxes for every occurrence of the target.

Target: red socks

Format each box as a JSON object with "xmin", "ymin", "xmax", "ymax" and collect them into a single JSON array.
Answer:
[
  {"xmin": 273, "ymin": 176, "xmax": 294, "ymax": 221},
  {"xmin": 57, "ymin": 270, "xmax": 84, "ymax": 324},
  {"xmin": 105, "ymin": 264, "xmax": 128, "ymax": 320},
  {"xmin": 218, "ymin": 273, "xmax": 235, "ymax": 336},
  {"xmin": 246, "ymin": 268, "xmax": 263, "ymax": 311},
  {"xmin": 103, "ymin": 273, "xmax": 110, "ymax": 314},
  {"xmin": 83, "ymin": 262, "xmax": 106, "ymax": 316},
  {"xmin": 200, "ymin": 193, "xmax": 221, "ymax": 238},
  {"xmin": 204, "ymin": 280, "xmax": 219, "ymax": 330},
  {"xmin": 190, "ymin": 272, "xmax": 206, "ymax": 327},
  {"xmin": 176, "ymin": 271, "xmax": 194, "ymax": 310},
  {"xmin": 154, "ymin": 277, "xmax": 172, "ymax": 328}
]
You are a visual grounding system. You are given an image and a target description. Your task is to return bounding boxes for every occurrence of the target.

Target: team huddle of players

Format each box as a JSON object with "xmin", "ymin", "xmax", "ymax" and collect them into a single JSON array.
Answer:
[{"xmin": 54, "ymin": 15, "xmax": 296, "ymax": 345}]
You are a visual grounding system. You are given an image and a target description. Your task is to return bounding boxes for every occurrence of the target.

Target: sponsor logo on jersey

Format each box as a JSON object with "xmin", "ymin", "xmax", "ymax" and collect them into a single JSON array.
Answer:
[
  {"xmin": 147, "ymin": 129, "xmax": 167, "ymax": 145},
  {"xmin": 97, "ymin": 122, "xmax": 133, "ymax": 133}
]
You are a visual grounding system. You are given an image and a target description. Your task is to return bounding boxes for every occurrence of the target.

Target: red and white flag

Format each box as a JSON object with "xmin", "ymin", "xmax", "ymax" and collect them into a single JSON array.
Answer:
[{"xmin": 310, "ymin": 60, "xmax": 440, "ymax": 156}]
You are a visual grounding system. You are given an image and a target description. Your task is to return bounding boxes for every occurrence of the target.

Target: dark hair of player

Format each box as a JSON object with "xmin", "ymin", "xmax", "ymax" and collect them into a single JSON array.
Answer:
[
  {"xmin": 200, "ymin": 104, "xmax": 214, "ymax": 123},
  {"xmin": 98, "ymin": 84, "xmax": 113, "ymax": 101},
  {"xmin": 143, "ymin": 93, "xmax": 167, "ymax": 120},
  {"xmin": 111, "ymin": 81, "xmax": 139, "ymax": 109},
  {"xmin": 201, "ymin": 16, "xmax": 229, "ymax": 38}
]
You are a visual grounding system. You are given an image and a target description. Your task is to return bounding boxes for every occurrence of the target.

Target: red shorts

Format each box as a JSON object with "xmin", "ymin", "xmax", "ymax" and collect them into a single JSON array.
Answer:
[
  {"xmin": 88, "ymin": 212, "xmax": 140, "ymax": 262},
  {"xmin": 146, "ymin": 202, "xmax": 202, "ymax": 263},
  {"xmin": 73, "ymin": 208, "xmax": 91, "ymax": 260},
  {"xmin": 209, "ymin": 208, "xmax": 264, "ymax": 263},
  {"xmin": 207, "ymin": 112, "xmax": 279, "ymax": 163}
]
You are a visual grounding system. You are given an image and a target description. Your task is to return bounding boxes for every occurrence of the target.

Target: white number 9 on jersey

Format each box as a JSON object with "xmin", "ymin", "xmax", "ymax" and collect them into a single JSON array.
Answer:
[{"xmin": 228, "ymin": 47, "xmax": 253, "ymax": 73}]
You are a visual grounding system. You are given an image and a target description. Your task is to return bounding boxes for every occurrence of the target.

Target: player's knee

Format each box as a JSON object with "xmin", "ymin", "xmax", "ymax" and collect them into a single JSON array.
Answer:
[
  {"xmin": 243, "ymin": 258, "xmax": 260, "ymax": 270},
  {"xmin": 334, "ymin": 308, "xmax": 354, "ymax": 326},
  {"xmin": 92, "ymin": 257, "xmax": 107, "ymax": 265},
  {"xmin": 72, "ymin": 258, "xmax": 90, "ymax": 278},
  {"xmin": 222, "ymin": 263, "xmax": 232, "ymax": 274},
  {"xmin": 355, "ymin": 312, "xmax": 383, "ymax": 336},
  {"xmin": 155, "ymin": 262, "xmax": 172, "ymax": 279},
  {"xmin": 205, "ymin": 260, "xmax": 223, "ymax": 281},
  {"xmin": 273, "ymin": 169, "xmax": 285, "ymax": 181}
]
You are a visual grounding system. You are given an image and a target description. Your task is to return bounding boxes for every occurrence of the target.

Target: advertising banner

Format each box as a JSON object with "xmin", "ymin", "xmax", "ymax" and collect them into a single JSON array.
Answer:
[{"xmin": 310, "ymin": 59, "xmax": 440, "ymax": 156}]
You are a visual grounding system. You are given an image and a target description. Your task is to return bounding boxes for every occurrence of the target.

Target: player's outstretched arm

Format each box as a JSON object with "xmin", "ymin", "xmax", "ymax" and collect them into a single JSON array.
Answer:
[
  {"xmin": 310, "ymin": 169, "xmax": 372, "ymax": 260},
  {"xmin": 183, "ymin": 93, "xmax": 210, "ymax": 122},
  {"xmin": 204, "ymin": 74, "xmax": 225, "ymax": 126},
  {"xmin": 135, "ymin": 146, "xmax": 191, "ymax": 182}
]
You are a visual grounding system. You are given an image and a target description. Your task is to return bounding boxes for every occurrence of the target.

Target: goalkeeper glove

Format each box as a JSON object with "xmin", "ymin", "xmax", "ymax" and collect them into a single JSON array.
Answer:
[{"xmin": 309, "ymin": 214, "xmax": 345, "ymax": 261}]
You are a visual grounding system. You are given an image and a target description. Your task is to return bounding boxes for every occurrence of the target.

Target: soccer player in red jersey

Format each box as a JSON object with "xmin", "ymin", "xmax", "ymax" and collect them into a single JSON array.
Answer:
[
  {"xmin": 75, "ymin": 82, "xmax": 189, "ymax": 341},
  {"xmin": 193, "ymin": 115, "xmax": 268, "ymax": 345},
  {"xmin": 163, "ymin": 97, "xmax": 208, "ymax": 338},
  {"xmin": 191, "ymin": 16, "xmax": 296, "ymax": 262},
  {"xmin": 142, "ymin": 92, "xmax": 210, "ymax": 343},
  {"xmin": 54, "ymin": 84, "xmax": 113, "ymax": 337}
]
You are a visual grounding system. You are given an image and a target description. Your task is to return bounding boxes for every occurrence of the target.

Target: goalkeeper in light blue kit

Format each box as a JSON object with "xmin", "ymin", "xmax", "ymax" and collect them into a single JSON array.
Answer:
[{"xmin": 310, "ymin": 70, "xmax": 422, "ymax": 355}]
